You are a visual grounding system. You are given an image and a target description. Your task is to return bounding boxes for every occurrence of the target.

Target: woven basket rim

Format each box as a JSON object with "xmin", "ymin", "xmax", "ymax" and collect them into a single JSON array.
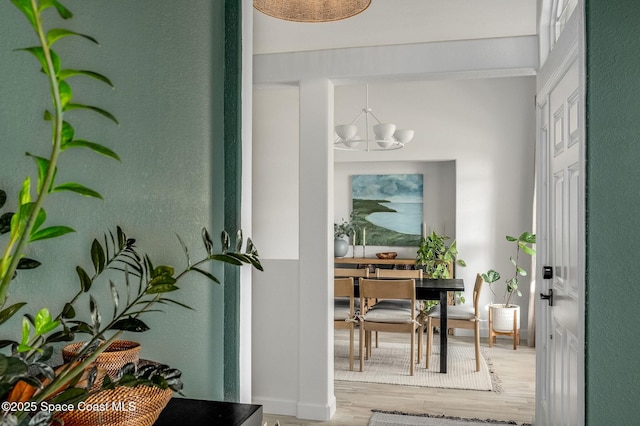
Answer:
[{"xmin": 63, "ymin": 339, "xmax": 141, "ymax": 355}]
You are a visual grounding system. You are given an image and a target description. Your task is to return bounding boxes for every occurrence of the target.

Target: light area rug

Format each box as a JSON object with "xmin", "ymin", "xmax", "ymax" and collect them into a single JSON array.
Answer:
[
  {"xmin": 334, "ymin": 339, "xmax": 499, "ymax": 392},
  {"xmin": 368, "ymin": 411, "xmax": 531, "ymax": 426}
]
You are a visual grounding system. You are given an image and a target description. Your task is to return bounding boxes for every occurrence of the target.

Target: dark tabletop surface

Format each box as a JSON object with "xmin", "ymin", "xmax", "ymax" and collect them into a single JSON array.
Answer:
[{"xmin": 155, "ymin": 398, "xmax": 262, "ymax": 426}]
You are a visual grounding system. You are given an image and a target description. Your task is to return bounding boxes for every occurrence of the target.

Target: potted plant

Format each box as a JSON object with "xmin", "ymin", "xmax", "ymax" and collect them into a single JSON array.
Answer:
[
  {"xmin": 482, "ymin": 232, "xmax": 536, "ymax": 343},
  {"xmin": 416, "ymin": 231, "xmax": 466, "ymax": 312},
  {"xmin": 416, "ymin": 231, "xmax": 466, "ymax": 279},
  {"xmin": 334, "ymin": 214, "xmax": 356, "ymax": 258},
  {"xmin": 0, "ymin": 2, "xmax": 263, "ymax": 424}
]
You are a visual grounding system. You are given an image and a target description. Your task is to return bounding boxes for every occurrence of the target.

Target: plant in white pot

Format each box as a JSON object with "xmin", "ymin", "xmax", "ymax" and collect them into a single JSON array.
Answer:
[
  {"xmin": 333, "ymin": 215, "xmax": 356, "ymax": 258},
  {"xmin": 482, "ymin": 232, "xmax": 536, "ymax": 348}
]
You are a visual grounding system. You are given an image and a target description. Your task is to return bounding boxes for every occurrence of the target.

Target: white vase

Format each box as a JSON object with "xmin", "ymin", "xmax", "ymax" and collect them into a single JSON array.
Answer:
[{"xmin": 490, "ymin": 304, "xmax": 520, "ymax": 332}]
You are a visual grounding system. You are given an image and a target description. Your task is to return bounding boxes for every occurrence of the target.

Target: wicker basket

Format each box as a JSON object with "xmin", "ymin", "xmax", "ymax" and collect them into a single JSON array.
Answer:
[
  {"xmin": 56, "ymin": 385, "xmax": 172, "ymax": 426},
  {"xmin": 62, "ymin": 340, "xmax": 141, "ymax": 379}
]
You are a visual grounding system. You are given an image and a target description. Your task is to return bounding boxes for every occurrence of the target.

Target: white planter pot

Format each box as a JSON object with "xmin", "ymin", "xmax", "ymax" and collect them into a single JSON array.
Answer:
[{"xmin": 490, "ymin": 304, "xmax": 520, "ymax": 332}]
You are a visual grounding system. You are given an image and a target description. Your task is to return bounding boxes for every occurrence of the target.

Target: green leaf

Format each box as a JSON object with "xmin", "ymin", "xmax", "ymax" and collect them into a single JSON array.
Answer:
[
  {"xmin": 29, "ymin": 225, "xmax": 75, "ymax": 242},
  {"xmin": 59, "ymin": 69, "xmax": 113, "ymax": 87},
  {"xmin": 0, "ymin": 303, "xmax": 26, "ymax": 326},
  {"xmin": 20, "ymin": 317, "xmax": 31, "ymax": 347},
  {"xmin": 10, "ymin": 0, "xmax": 37, "ymax": 27},
  {"xmin": 519, "ymin": 232, "xmax": 536, "ymax": 244},
  {"xmin": 89, "ymin": 295, "xmax": 101, "ymax": 334},
  {"xmin": 18, "ymin": 176, "xmax": 32, "ymax": 206},
  {"xmin": 520, "ymin": 243, "xmax": 536, "ymax": 256},
  {"xmin": 202, "ymin": 227, "xmax": 213, "ymax": 254},
  {"xmin": 208, "ymin": 253, "xmax": 243, "ymax": 266},
  {"xmin": 176, "ymin": 233, "xmax": 191, "ymax": 266},
  {"xmin": 0, "ymin": 212, "xmax": 13, "ymax": 235},
  {"xmin": 158, "ymin": 298, "xmax": 194, "ymax": 310},
  {"xmin": 62, "ymin": 139, "xmax": 120, "ymax": 161},
  {"xmin": 76, "ymin": 266, "xmax": 92, "ymax": 292},
  {"xmin": 26, "ymin": 152, "xmax": 53, "ymax": 194},
  {"xmin": 62, "ymin": 303, "xmax": 76, "ymax": 319},
  {"xmin": 49, "ymin": 388, "xmax": 89, "ymax": 406},
  {"xmin": 34, "ymin": 308, "xmax": 59, "ymax": 336},
  {"xmin": 110, "ymin": 280, "xmax": 119, "ymax": 319},
  {"xmin": 47, "ymin": 28, "xmax": 98, "ymax": 46},
  {"xmin": 146, "ymin": 283, "xmax": 179, "ymax": 294},
  {"xmin": 191, "ymin": 267, "xmax": 220, "ymax": 284},
  {"xmin": 17, "ymin": 47, "xmax": 61, "ymax": 76},
  {"xmin": 110, "ymin": 318, "xmax": 150, "ymax": 332},
  {"xmin": 91, "ymin": 239, "xmax": 106, "ymax": 273},
  {"xmin": 235, "ymin": 229, "xmax": 243, "ymax": 252},
  {"xmin": 506, "ymin": 235, "xmax": 518, "ymax": 242},
  {"xmin": 481, "ymin": 269, "xmax": 500, "ymax": 284},
  {"xmin": 516, "ymin": 266, "xmax": 528, "ymax": 276},
  {"xmin": 63, "ymin": 103, "xmax": 119, "ymax": 124},
  {"xmin": 58, "ymin": 80, "xmax": 73, "ymax": 108},
  {"xmin": 152, "ymin": 265, "xmax": 175, "ymax": 278},
  {"xmin": 39, "ymin": 0, "xmax": 73, "ymax": 19},
  {"xmin": 0, "ymin": 354, "xmax": 28, "ymax": 378},
  {"xmin": 31, "ymin": 206, "xmax": 47, "ymax": 234},
  {"xmin": 17, "ymin": 258, "xmax": 41, "ymax": 270},
  {"xmin": 61, "ymin": 121, "xmax": 75, "ymax": 145},
  {"xmin": 53, "ymin": 182, "xmax": 103, "ymax": 199},
  {"xmin": 117, "ymin": 226, "xmax": 127, "ymax": 249},
  {"xmin": 221, "ymin": 230, "xmax": 230, "ymax": 252}
]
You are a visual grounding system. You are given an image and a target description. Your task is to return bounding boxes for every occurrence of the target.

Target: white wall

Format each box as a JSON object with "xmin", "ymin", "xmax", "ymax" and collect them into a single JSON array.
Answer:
[
  {"xmin": 334, "ymin": 161, "xmax": 456, "ymax": 259},
  {"xmin": 252, "ymin": 76, "xmax": 536, "ymax": 418}
]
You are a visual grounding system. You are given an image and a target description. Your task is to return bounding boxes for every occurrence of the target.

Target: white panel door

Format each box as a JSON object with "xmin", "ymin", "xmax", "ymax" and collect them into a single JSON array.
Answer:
[{"xmin": 536, "ymin": 53, "xmax": 583, "ymax": 426}]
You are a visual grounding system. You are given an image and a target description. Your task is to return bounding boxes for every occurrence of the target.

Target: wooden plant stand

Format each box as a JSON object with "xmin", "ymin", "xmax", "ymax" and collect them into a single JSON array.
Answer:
[{"xmin": 488, "ymin": 306, "xmax": 520, "ymax": 350}]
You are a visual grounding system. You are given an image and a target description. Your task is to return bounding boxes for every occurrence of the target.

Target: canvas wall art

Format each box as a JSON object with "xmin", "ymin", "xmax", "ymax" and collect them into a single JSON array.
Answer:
[{"xmin": 351, "ymin": 174, "xmax": 423, "ymax": 246}]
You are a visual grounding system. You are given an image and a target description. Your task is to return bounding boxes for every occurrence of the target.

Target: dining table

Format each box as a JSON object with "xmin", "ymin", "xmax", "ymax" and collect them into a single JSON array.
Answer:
[{"xmin": 353, "ymin": 277, "xmax": 465, "ymax": 374}]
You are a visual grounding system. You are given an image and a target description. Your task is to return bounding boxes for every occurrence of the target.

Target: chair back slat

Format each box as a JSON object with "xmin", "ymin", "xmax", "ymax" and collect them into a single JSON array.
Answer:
[
  {"xmin": 375, "ymin": 268, "xmax": 422, "ymax": 279},
  {"xmin": 334, "ymin": 277, "xmax": 354, "ymax": 298},
  {"xmin": 334, "ymin": 268, "xmax": 369, "ymax": 278},
  {"xmin": 359, "ymin": 278, "xmax": 415, "ymax": 300},
  {"xmin": 472, "ymin": 273, "xmax": 483, "ymax": 316}
]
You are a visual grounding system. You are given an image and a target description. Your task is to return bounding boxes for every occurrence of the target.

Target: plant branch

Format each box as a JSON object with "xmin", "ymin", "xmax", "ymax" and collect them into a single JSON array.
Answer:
[{"xmin": 0, "ymin": 0, "xmax": 65, "ymax": 308}]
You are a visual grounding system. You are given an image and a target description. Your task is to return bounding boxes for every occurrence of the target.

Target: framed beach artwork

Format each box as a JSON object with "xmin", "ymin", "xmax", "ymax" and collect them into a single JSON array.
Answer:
[{"xmin": 351, "ymin": 174, "xmax": 423, "ymax": 246}]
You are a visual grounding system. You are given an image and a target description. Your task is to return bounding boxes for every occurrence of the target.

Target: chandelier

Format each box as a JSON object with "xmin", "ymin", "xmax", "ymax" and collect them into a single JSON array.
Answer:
[
  {"xmin": 253, "ymin": 0, "xmax": 371, "ymax": 23},
  {"xmin": 334, "ymin": 85, "xmax": 415, "ymax": 151}
]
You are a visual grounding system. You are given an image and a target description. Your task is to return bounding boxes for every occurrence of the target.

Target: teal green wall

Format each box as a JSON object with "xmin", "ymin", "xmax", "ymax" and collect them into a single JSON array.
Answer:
[
  {"xmin": 585, "ymin": 0, "xmax": 640, "ymax": 423},
  {"xmin": 0, "ymin": 1, "xmax": 238, "ymax": 400},
  {"xmin": 222, "ymin": 0, "xmax": 243, "ymax": 402}
]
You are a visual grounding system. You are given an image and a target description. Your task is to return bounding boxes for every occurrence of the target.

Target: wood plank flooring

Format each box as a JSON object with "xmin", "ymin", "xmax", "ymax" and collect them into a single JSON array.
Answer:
[{"xmin": 262, "ymin": 331, "xmax": 535, "ymax": 426}]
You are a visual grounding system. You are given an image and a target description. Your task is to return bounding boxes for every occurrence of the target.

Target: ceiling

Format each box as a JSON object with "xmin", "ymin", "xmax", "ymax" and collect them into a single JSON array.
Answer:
[{"xmin": 253, "ymin": 0, "xmax": 538, "ymax": 55}]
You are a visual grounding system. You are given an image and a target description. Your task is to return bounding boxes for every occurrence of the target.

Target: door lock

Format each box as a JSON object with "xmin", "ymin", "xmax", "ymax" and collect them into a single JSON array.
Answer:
[
  {"xmin": 543, "ymin": 266, "xmax": 553, "ymax": 279},
  {"xmin": 540, "ymin": 288, "xmax": 554, "ymax": 306}
]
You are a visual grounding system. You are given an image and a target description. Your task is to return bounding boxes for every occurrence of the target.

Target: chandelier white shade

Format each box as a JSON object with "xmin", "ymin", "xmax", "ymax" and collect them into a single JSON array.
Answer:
[{"xmin": 334, "ymin": 85, "xmax": 415, "ymax": 151}]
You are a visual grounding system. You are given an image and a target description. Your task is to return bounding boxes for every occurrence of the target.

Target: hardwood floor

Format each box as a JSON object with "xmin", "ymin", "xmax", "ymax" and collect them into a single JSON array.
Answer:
[{"xmin": 262, "ymin": 331, "xmax": 535, "ymax": 426}]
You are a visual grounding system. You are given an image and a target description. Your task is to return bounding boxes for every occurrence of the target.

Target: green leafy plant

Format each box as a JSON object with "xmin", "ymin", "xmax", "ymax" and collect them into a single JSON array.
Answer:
[
  {"xmin": 334, "ymin": 213, "xmax": 357, "ymax": 240},
  {"xmin": 1, "ymin": 2, "xmax": 263, "ymax": 425},
  {"xmin": 482, "ymin": 232, "xmax": 536, "ymax": 307},
  {"xmin": 416, "ymin": 231, "xmax": 466, "ymax": 279},
  {"xmin": 0, "ymin": 227, "xmax": 262, "ymax": 425},
  {"xmin": 0, "ymin": 0, "xmax": 120, "ymax": 308}
]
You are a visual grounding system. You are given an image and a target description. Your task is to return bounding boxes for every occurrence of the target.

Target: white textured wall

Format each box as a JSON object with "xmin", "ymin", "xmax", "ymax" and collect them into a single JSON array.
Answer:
[{"xmin": 252, "ymin": 76, "xmax": 536, "ymax": 417}]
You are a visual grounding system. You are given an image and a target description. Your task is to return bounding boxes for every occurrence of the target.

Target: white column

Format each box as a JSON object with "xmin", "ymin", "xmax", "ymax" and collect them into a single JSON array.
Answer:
[
  {"xmin": 239, "ymin": 0, "xmax": 253, "ymax": 403},
  {"xmin": 297, "ymin": 79, "xmax": 336, "ymax": 420}
]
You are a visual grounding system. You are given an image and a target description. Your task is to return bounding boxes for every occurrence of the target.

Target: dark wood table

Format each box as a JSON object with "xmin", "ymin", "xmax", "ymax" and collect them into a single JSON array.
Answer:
[
  {"xmin": 354, "ymin": 278, "xmax": 465, "ymax": 373},
  {"xmin": 155, "ymin": 398, "xmax": 262, "ymax": 425}
]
